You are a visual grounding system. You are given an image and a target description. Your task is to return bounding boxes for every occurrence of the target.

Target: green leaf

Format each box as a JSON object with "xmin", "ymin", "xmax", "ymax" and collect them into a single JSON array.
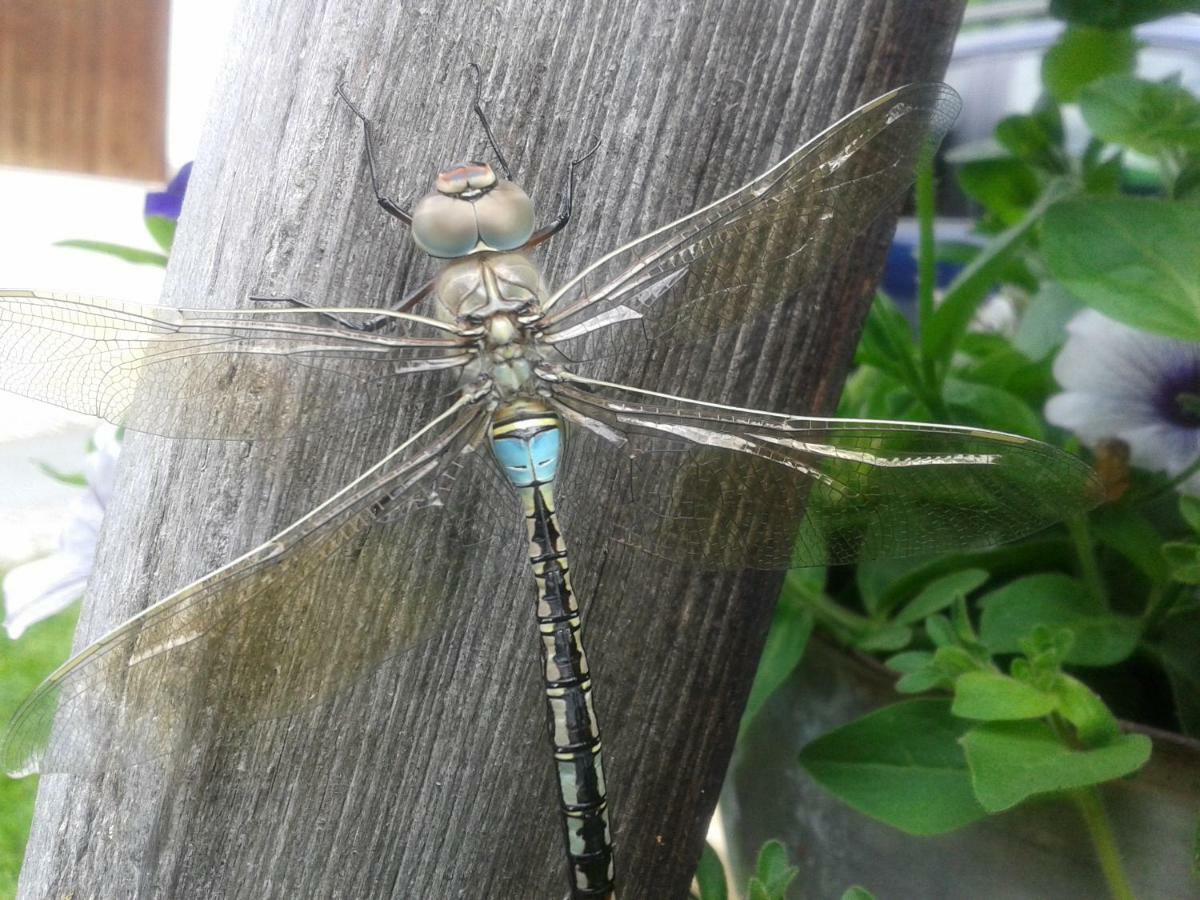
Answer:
[
  {"xmin": 855, "ymin": 623, "xmax": 912, "ymax": 653},
  {"xmin": 961, "ymin": 720, "xmax": 1152, "ymax": 813},
  {"xmin": 855, "ymin": 556, "xmax": 932, "ymax": 617},
  {"xmin": 1012, "ymin": 281, "xmax": 1082, "ymax": 361},
  {"xmin": 740, "ymin": 600, "xmax": 813, "ymax": 735},
  {"xmin": 751, "ymin": 841, "xmax": 797, "ymax": 899},
  {"xmin": 896, "ymin": 669, "xmax": 944, "ymax": 694},
  {"xmin": 996, "ymin": 106, "xmax": 1066, "ymax": 173},
  {"xmin": 925, "ymin": 181, "xmax": 1071, "ymax": 369},
  {"xmin": 695, "ymin": 843, "xmax": 728, "ymax": 900},
  {"xmin": 1053, "ymin": 674, "xmax": 1121, "ymax": 745},
  {"xmin": 32, "ymin": 460, "xmax": 87, "ymax": 488},
  {"xmin": 958, "ymin": 157, "xmax": 1040, "ymax": 225},
  {"xmin": 1090, "ymin": 506, "xmax": 1170, "ymax": 585},
  {"xmin": 1081, "ymin": 140, "xmax": 1124, "ymax": 195},
  {"xmin": 978, "ymin": 574, "xmax": 1140, "ymax": 666},
  {"xmin": 856, "ymin": 294, "xmax": 922, "ymax": 391},
  {"xmin": 1152, "ymin": 609, "xmax": 1200, "ymax": 737},
  {"xmin": 799, "ymin": 699, "xmax": 988, "ymax": 835},
  {"xmin": 841, "ymin": 889, "xmax": 877, "ymax": 900},
  {"xmin": 886, "ymin": 650, "xmax": 933, "ymax": 674},
  {"xmin": 1050, "ymin": 0, "xmax": 1200, "ymax": 28},
  {"xmin": 1163, "ymin": 541, "xmax": 1200, "ymax": 585},
  {"xmin": 144, "ymin": 215, "xmax": 177, "ymax": 253},
  {"xmin": 926, "ymin": 615, "xmax": 956, "ymax": 648},
  {"xmin": 889, "ymin": 650, "xmax": 945, "ymax": 693},
  {"xmin": 1042, "ymin": 197, "xmax": 1200, "ymax": 339},
  {"xmin": 1177, "ymin": 155, "xmax": 1200, "ymax": 202},
  {"xmin": 53, "ymin": 240, "xmax": 169, "ymax": 267},
  {"xmin": 1042, "ymin": 26, "xmax": 1136, "ymax": 104},
  {"xmin": 943, "ymin": 378, "xmax": 1044, "ymax": 439},
  {"xmin": 933, "ymin": 645, "xmax": 981, "ymax": 679},
  {"xmin": 895, "ymin": 569, "xmax": 989, "ymax": 627},
  {"xmin": 1081, "ymin": 75, "xmax": 1200, "ymax": 156},
  {"xmin": 956, "ymin": 333, "xmax": 1055, "ymax": 406},
  {"xmin": 952, "ymin": 671, "xmax": 1059, "ymax": 721},
  {"xmin": 1180, "ymin": 496, "xmax": 1200, "ymax": 533}
]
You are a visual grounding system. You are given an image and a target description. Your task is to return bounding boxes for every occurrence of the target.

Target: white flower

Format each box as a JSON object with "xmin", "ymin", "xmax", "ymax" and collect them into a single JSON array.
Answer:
[
  {"xmin": 3, "ymin": 424, "xmax": 121, "ymax": 639},
  {"xmin": 1046, "ymin": 310, "xmax": 1200, "ymax": 494},
  {"xmin": 971, "ymin": 289, "xmax": 1019, "ymax": 338}
]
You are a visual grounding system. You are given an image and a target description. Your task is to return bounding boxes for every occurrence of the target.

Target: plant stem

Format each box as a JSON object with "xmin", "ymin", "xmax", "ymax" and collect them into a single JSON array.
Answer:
[
  {"xmin": 1072, "ymin": 788, "xmax": 1136, "ymax": 900},
  {"xmin": 1067, "ymin": 515, "xmax": 1108, "ymax": 611},
  {"xmin": 1141, "ymin": 582, "xmax": 1184, "ymax": 633},
  {"xmin": 915, "ymin": 150, "xmax": 940, "ymax": 399},
  {"xmin": 803, "ymin": 592, "xmax": 872, "ymax": 641},
  {"xmin": 1131, "ymin": 452, "xmax": 1200, "ymax": 504}
]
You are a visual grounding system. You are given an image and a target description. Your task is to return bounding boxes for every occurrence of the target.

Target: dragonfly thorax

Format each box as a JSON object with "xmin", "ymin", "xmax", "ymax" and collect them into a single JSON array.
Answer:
[
  {"xmin": 437, "ymin": 252, "xmax": 551, "ymax": 400},
  {"xmin": 433, "ymin": 252, "xmax": 546, "ymax": 323}
]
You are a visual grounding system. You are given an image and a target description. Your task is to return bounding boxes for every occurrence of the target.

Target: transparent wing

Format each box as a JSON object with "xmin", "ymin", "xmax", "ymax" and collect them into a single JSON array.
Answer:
[
  {"xmin": 0, "ymin": 398, "xmax": 520, "ymax": 778},
  {"xmin": 552, "ymin": 376, "xmax": 1103, "ymax": 570},
  {"xmin": 538, "ymin": 84, "xmax": 961, "ymax": 355},
  {"xmin": 0, "ymin": 290, "xmax": 470, "ymax": 439}
]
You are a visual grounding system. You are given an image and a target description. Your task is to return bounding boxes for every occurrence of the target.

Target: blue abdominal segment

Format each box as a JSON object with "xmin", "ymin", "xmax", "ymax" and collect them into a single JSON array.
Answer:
[
  {"xmin": 488, "ymin": 401, "xmax": 615, "ymax": 898},
  {"xmin": 492, "ymin": 404, "xmax": 562, "ymax": 488}
]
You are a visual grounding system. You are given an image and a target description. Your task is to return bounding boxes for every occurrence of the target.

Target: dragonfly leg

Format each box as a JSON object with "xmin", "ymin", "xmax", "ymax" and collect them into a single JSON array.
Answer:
[
  {"xmin": 248, "ymin": 278, "xmax": 434, "ymax": 333},
  {"xmin": 468, "ymin": 63, "xmax": 513, "ymax": 180},
  {"xmin": 523, "ymin": 137, "xmax": 601, "ymax": 250},
  {"xmin": 247, "ymin": 294, "xmax": 366, "ymax": 330},
  {"xmin": 336, "ymin": 82, "xmax": 414, "ymax": 226}
]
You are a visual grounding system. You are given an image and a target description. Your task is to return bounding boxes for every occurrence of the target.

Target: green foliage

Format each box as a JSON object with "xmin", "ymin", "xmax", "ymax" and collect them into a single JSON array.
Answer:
[
  {"xmin": 31, "ymin": 460, "xmax": 87, "ymax": 488},
  {"xmin": 802, "ymin": 600, "xmax": 1152, "ymax": 842},
  {"xmin": 712, "ymin": 11, "xmax": 1200, "ymax": 894},
  {"xmin": 894, "ymin": 569, "xmax": 989, "ymax": 626},
  {"xmin": 951, "ymin": 671, "xmax": 1059, "ymax": 721},
  {"xmin": 53, "ymin": 239, "xmax": 169, "ymax": 267},
  {"xmin": 1042, "ymin": 197, "xmax": 1200, "ymax": 339},
  {"xmin": 0, "ymin": 606, "xmax": 77, "ymax": 896},
  {"xmin": 692, "ymin": 841, "xmax": 801, "ymax": 900},
  {"xmin": 694, "ymin": 843, "xmax": 728, "ymax": 900},
  {"xmin": 739, "ymin": 584, "xmax": 814, "ymax": 736},
  {"xmin": 54, "ymin": 198, "xmax": 179, "ymax": 267},
  {"xmin": 144, "ymin": 215, "xmax": 178, "ymax": 253},
  {"xmin": 1042, "ymin": 27, "xmax": 1136, "ymax": 104},
  {"xmin": 1050, "ymin": 0, "xmax": 1200, "ymax": 28},
  {"xmin": 961, "ymin": 722, "xmax": 1151, "ymax": 813},
  {"xmin": 798, "ymin": 700, "xmax": 988, "ymax": 835},
  {"xmin": 1081, "ymin": 76, "xmax": 1200, "ymax": 156},
  {"xmin": 747, "ymin": 840, "xmax": 799, "ymax": 900},
  {"xmin": 977, "ymin": 574, "xmax": 1140, "ymax": 666},
  {"xmin": 840, "ymin": 890, "xmax": 876, "ymax": 900}
]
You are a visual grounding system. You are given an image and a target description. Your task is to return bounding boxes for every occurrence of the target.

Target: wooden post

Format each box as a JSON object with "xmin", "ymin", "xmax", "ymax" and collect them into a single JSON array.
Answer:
[{"xmin": 17, "ymin": 1, "xmax": 964, "ymax": 897}]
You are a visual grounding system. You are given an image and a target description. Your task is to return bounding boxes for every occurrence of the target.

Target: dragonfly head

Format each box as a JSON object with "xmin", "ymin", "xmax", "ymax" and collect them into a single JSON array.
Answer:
[{"xmin": 412, "ymin": 161, "xmax": 534, "ymax": 259}]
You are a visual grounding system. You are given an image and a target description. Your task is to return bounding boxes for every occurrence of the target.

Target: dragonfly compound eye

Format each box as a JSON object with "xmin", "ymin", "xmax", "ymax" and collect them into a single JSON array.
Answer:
[
  {"xmin": 412, "ymin": 178, "xmax": 534, "ymax": 258},
  {"xmin": 474, "ymin": 181, "xmax": 533, "ymax": 251},
  {"xmin": 412, "ymin": 192, "xmax": 480, "ymax": 258}
]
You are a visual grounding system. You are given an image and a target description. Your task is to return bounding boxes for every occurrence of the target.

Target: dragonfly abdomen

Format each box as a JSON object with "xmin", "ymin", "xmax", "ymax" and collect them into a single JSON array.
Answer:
[{"xmin": 490, "ymin": 401, "xmax": 615, "ymax": 899}]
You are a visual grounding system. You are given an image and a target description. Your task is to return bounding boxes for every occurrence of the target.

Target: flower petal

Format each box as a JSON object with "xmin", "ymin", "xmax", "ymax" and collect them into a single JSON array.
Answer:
[{"xmin": 3, "ymin": 554, "xmax": 87, "ymax": 639}]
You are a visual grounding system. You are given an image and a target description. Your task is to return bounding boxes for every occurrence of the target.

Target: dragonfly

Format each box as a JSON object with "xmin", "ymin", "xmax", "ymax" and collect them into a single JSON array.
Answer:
[{"xmin": 0, "ymin": 76, "xmax": 1101, "ymax": 900}]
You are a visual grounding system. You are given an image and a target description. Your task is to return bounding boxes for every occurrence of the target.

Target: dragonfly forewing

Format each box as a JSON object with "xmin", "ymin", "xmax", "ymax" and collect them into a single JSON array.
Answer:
[
  {"xmin": 539, "ymin": 84, "xmax": 961, "ymax": 362},
  {"xmin": 0, "ymin": 290, "xmax": 470, "ymax": 439},
  {"xmin": 0, "ymin": 398, "xmax": 520, "ymax": 778},
  {"xmin": 552, "ymin": 375, "xmax": 1104, "ymax": 570}
]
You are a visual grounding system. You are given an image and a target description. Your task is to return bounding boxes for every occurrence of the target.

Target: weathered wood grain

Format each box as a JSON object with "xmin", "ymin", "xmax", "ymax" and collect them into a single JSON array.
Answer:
[{"xmin": 18, "ymin": 1, "xmax": 964, "ymax": 897}]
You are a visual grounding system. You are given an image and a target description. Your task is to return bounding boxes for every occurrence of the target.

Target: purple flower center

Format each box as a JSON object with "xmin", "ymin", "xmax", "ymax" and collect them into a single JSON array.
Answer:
[{"xmin": 1157, "ymin": 362, "xmax": 1200, "ymax": 428}]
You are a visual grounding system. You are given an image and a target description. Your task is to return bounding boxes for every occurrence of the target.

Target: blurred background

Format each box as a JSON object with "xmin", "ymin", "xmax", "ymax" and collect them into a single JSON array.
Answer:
[
  {"xmin": 3, "ymin": 1, "xmax": 1200, "ymax": 898},
  {"xmin": 0, "ymin": 0, "xmax": 236, "ymax": 563}
]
